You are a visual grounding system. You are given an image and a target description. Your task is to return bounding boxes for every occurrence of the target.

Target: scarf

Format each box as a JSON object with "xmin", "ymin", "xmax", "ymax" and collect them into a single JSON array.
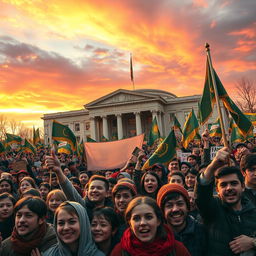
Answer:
[
  {"xmin": 121, "ymin": 225, "xmax": 175, "ymax": 256},
  {"xmin": 11, "ymin": 222, "xmax": 47, "ymax": 255}
]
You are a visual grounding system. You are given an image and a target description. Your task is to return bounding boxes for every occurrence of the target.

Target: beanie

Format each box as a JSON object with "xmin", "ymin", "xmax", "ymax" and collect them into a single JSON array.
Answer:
[
  {"xmin": 112, "ymin": 181, "xmax": 137, "ymax": 197},
  {"xmin": 157, "ymin": 183, "xmax": 190, "ymax": 210}
]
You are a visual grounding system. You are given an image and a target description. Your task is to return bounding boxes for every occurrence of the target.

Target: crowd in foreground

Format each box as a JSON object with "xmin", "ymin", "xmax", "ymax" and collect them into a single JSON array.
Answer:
[{"xmin": 0, "ymin": 130, "xmax": 256, "ymax": 256}]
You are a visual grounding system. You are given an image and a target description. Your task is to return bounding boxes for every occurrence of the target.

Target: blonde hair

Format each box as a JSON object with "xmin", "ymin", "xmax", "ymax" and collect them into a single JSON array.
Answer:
[{"xmin": 46, "ymin": 189, "xmax": 67, "ymax": 207}]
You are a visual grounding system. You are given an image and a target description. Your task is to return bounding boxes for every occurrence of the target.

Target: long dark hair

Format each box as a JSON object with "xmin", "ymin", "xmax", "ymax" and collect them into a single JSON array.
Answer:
[{"xmin": 141, "ymin": 171, "xmax": 162, "ymax": 198}]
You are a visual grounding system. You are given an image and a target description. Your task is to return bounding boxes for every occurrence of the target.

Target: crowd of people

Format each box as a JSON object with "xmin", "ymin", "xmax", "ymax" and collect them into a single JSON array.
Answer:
[{"xmin": 0, "ymin": 129, "xmax": 256, "ymax": 256}]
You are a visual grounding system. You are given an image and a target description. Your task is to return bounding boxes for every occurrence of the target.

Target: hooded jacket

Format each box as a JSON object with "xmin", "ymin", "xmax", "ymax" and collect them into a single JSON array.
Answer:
[{"xmin": 43, "ymin": 201, "xmax": 104, "ymax": 256}]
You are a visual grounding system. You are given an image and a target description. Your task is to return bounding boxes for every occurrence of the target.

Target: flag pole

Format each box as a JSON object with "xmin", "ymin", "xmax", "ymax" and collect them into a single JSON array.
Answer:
[
  {"xmin": 130, "ymin": 53, "xmax": 135, "ymax": 90},
  {"xmin": 205, "ymin": 43, "xmax": 229, "ymax": 148}
]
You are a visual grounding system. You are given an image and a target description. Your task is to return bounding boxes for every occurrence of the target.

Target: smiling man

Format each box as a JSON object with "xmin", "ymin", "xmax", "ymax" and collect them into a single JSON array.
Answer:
[
  {"xmin": 0, "ymin": 196, "xmax": 56, "ymax": 256},
  {"xmin": 157, "ymin": 183, "xmax": 206, "ymax": 256},
  {"xmin": 196, "ymin": 147, "xmax": 256, "ymax": 256}
]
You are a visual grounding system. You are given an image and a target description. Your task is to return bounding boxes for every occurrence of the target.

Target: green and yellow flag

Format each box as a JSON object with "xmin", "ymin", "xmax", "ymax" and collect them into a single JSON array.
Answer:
[
  {"xmin": 142, "ymin": 128, "xmax": 177, "ymax": 170},
  {"xmin": 52, "ymin": 120, "xmax": 77, "ymax": 151},
  {"xmin": 230, "ymin": 120, "xmax": 253, "ymax": 143},
  {"xmin": 57, "ymin": 141, "xmax": 72, "ymax": 155},
  {"xmin": 0, "ymin": 141, "xmax": 5, "ymax": 155},
  {"xmin": 173, "ymin": 115, "xmax": 182, "ymax": 133},
  {"xmin": 199, "ymin": 58, "xmax": 252, "ymax": 137},
  {"xmin": 148, "ymin": 116, "xmax": 160, "ymax": 146},
  {"xmin": 86, "ymin": 136, "xmax": 96, "ymax": 142},
  {"xmin": 101, "ymin": 135, "xmax": 109, "ymax": 142},
  {"xmin": 33, "ymin": 127, "xmax": 40, "ymax": 146},
  {"xmin": 23, "ymin": 139, "xmax": 36, "ymax": 154},
  {"xmin": 209, "ymin": 119, "xmax": 222, "ymax": 137},
  {"xmin": 5, "ymin": 133, "xmax": 22, "ymax": 146},
  {"xmin": 182, "ymin": 109, "xmax": 199, "ymax": 149}
]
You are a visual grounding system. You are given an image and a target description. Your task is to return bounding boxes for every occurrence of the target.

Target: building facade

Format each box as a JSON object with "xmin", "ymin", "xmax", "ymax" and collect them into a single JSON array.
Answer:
[{"xmin": 42, "ymin": 89, "xmax": 217, "ymax": 144}]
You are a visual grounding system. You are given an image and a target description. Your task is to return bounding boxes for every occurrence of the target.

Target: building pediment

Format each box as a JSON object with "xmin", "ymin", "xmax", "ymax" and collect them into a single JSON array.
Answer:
[{"xmin": 85, "ymin": 89, "xmax": 166, "ymax": 109}]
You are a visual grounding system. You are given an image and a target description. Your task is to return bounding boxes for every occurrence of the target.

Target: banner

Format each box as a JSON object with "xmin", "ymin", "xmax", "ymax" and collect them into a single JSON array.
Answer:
[
  {"xmin": 85, "ymin": 134, "xmax": 144, "ymax": 171},
  {"xmin": 210, "ymin": 146, "xmax": 223, "ymax": 160}
]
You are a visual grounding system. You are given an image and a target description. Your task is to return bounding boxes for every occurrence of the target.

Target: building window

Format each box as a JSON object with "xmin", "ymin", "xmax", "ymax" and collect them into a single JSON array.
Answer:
[
  {"xmin": 74, "ymin": 123, "xmax": 80, "ymax": 131},
  {"xmin": 85, "ymin": 122, "xmax": 90, "ymax": 130}
]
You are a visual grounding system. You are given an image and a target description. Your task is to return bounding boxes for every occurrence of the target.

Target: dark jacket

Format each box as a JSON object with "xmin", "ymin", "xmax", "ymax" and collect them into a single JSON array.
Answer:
[
  {"xmin": 0, "ymin": 223, "xmax": 56, "ymax": 256},
  {"xmin": 60, "ymin": 178, "xmax": 113, "ymax": 220},
  {"xmin": 174, "ymin": 215, "xmax": 207, "ymax": 256},
  {"xmin": 195, "ymin": 178, "xmax": 256, "ymax": 256},
  {"xmin": 243, "ymin": 187, "xmax": 256, "ymax": 206}
]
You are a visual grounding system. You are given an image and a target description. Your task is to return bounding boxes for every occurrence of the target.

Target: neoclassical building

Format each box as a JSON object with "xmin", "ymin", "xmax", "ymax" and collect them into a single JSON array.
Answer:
[{"xmin": 42, "ymin": 89, "xmax": 217, "ymax": 144}]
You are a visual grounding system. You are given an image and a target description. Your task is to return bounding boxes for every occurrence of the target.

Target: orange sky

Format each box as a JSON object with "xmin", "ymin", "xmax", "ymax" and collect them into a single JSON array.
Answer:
[{"xmin": 0, "ymin": 0, "xmax": 255, "ymax": 129}]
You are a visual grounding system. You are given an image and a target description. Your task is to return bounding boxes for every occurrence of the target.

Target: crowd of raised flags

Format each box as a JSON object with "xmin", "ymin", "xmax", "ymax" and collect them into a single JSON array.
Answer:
[{"xmin": 0, "ymin": 46, "xmax": 255, "ymax": 170}]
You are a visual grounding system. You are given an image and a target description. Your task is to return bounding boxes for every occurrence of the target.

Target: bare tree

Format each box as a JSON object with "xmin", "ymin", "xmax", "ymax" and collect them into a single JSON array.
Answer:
[
  {"xmin": 0, "ymin": 115, "xmax": 8, "ymax": 141},
  {"xmin": 235, "ymin": 77, "xmax": 256, "ymax": 113},
  {"xmin": 9, "ymin": 119, "xmax": 19, "ymax": 134}
]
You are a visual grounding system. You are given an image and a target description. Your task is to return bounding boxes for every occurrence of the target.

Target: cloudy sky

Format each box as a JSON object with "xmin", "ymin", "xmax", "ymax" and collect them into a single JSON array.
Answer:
[{"xmin": 0, "ymin": 0, "xmax": 255, "ymax": 128}]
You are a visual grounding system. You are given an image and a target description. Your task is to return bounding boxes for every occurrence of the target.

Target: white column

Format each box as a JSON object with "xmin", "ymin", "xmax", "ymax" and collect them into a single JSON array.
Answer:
[
  {"xmin": 152, "ymin": 110, "xmax": 158, "ymax": 121},
  {"xmin": 90, "ymin": 117, "xmax": 97, "ymax": 141},
  {"xmin": 116, "ymin": 114, "xmax": 123, "ymax": 140},
  {"xmin": 102, "ymin": 115, "xmax": 109, "ymax": 139},
  {"xmin": 157, "ymin": 112, "xmax": 163, "ymax": 136},
  {"xmin": 134, "ymin": 112, "xmax": 142, "ymax": 135}
]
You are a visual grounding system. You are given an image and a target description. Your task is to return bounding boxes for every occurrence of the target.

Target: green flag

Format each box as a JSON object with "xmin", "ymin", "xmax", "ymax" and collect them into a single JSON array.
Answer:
[
  {"xmin": 148, "ymin": 116, "xmax": 160, "ymax": 146},
  {"xmin": 57, "ymin": 141, "xmax": 72, "ymax": 154},
  {"xmin": 86, "ymin": 136, "xmax": 96, "ymax": 142},
  {"xmin": 142, "ymin": 128, "xmax": 177, "ymax": 170},
  {"xmin": 0, "ymin": 141, "xmax": 5, "ymax": 154},
  {"xmin": 182, "ymin": 109, "xmax": 199, "ymax": 149},
  {"xmin": 209, "ymin": 119, "xmax": 222, "ymax": 137},
  {"xmin": 23, "ymin": 139, "xmax": 36, "ymax": 154},
  {"xmin": 173, "ymin": 116, "xmax": 182, "ymax": 133},
  {"xmin": 199, "ymin": 58, "xmax": 252, "ymax": 137},
  {"xmin": 5, "ymin": 133, "xmax": 22, "ymax": 146},
  {"xmin": 52, "ymin": 120, "xmax": 77, "ymax": 151},
  {"xmin": 230, "ymin": 120, "xmax": 253, "ymax": 143},
  {"xmin": 101, "ymin": 135, "xmax": 109, "ymax": 142}
]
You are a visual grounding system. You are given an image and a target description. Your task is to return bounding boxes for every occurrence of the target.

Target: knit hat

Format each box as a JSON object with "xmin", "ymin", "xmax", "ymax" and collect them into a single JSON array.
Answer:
[
  {"xmin": 157, "ymin": 183, "xmax": 190, "ymax": 210},
  {"xmin": 112, "ymin": 181, "xmax": 137, "ymax": 197},
  {"xmin": 117, "ymin": 172, "xmax": 131, "ymax": 180}
]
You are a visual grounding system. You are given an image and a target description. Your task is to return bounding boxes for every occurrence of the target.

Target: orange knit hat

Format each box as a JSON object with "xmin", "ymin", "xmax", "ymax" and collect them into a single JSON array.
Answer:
[{"xmin": 157, "ymin": 183, "xmax": 190, "ymax": 210}]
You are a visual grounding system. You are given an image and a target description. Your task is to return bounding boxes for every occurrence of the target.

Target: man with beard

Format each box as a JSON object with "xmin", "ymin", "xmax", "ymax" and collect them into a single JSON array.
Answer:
[
  {"xmin": 0, "ymin": 196, "xmax": 56, "ymax": 255},
  {"xmin": 196, "ymin": 147, "xmax": 256, "ymax": 256},
  {"xmin": 157, "ymin": 183, "xmax": 206, "ymax": 256}
]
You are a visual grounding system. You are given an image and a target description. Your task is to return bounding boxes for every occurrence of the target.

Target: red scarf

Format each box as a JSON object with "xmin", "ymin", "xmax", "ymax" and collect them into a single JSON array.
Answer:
[
  {"xmin": 11, "ymin": 222, "xmax": 47, "ymax": 255},
  {"xmin": 121, "ymin": 225, "xmax": 175, "ymax": 256}
]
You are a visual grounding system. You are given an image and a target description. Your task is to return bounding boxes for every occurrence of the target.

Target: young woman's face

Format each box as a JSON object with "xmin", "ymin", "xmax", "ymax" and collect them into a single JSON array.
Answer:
[
  {"xmin": 114, "ymin": 189, "xmax": 133, "ymax": 214},
  {"xmin": 0, "ymin": 181, "xmax": 11, "ymax": 194},
  {"xmin": 48, "ymin": 194, "xmax": 64, "ymax": 212},
  {"xmin": 57, "ymin": 209, "xmax": 80, "ymax": 247},
  {"xmin": 91, "ymin": 215, "xmax": 113, "ymax": 243},
  {"xmin": 20, "ymin": 180, "xmax": 33, "ymax": 194},
  {"xmin": 39, "ymin": 186, "xmax": 50, "ymax": 200},
  {"xmin": 129, "ymin": 203, "xmax": 160, "ymax": 243},
  {"xmin": 144, "ymin": 174, "xmax": 158, "ymax": 194},
  {"xmin": 185, "ymin": 173, "xmax": 196, "ymax": 188},
  {"xmin": 0, "ymin": 198, "xmax": 14, "ymax": 220}
]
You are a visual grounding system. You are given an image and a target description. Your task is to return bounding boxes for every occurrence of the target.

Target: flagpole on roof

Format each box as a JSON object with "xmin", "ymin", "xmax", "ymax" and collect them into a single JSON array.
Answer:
[
  {"xmin": 130, "ymin": 53, "xmax": 135, "ymax": 90},
  {"xmin": 205, "ymin": 43, "xmax": 229, "ymax": 148}
]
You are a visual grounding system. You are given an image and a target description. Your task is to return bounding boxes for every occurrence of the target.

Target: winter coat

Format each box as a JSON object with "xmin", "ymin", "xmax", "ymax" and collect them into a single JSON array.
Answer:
[{"xmin": 195, "ymin": 178, "xmax": 256, "ymax": 256}]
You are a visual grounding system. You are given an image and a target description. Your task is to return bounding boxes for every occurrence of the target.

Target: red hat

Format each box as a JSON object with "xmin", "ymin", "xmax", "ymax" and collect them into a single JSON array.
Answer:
[{"xmin": 157, "ymin": 183, "xmax": 190, "ymax": 211}]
